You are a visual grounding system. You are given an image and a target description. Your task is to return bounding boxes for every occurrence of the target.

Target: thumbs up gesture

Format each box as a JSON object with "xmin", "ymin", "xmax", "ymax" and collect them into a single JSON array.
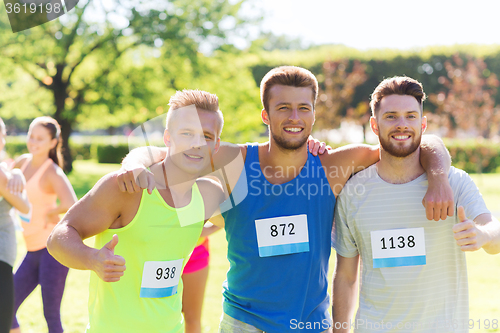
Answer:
[
  {"xmin": 452, "ymin": 206, "xmax": 486, "ymax": 252},
  {"xmin": 92, "ymin": 234, "xmax": 126, "ymax": 282}
]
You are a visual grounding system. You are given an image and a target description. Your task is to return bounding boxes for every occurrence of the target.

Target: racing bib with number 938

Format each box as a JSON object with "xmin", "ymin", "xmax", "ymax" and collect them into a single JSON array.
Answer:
[
  {"xmin": 255, "ymin": 214, "xmax": 309, "ymax": 257},
  {"xmin": 370, "ymin": 228, "xmax": 426, "ymax": 268},
  {"xmin": 140, "ymin": 259, "xmax": 184, "ymax": 298}
]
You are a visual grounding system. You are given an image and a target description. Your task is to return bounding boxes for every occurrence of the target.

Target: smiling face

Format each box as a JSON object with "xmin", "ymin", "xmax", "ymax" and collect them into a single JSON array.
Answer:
[
  {"xmin": 27, "ymin": 124, "xmax": 57, "ymax": 158},
  {"xmin": 371, "ymin": 94, "xmax": 427, "ymax": 158},
  {"xmin": 262, "ymin": 85, "xmax": 315, "ymax": 151},
  {"xmin": 165, "ymin": 108, "xmax": 221, "ymax": 176}
]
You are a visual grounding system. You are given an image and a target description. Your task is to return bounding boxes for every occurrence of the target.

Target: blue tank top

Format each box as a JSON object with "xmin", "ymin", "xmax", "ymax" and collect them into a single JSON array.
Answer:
[{"xmin": 221, "ymin": 143, "xmax": 336, "ymax": 333}]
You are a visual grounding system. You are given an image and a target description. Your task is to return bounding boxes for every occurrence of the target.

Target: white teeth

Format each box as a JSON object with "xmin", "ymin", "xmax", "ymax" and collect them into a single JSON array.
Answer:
[
  {"xmin": 186, "ymin": 154, "xmax": 202, "ymax": 159},
  {"xmin": 285, "ymin": 127, "xmax": 302, "ymax": 132},
  {"xmin": 394, "ymin": 135, "xmax": 410, "ymax": 140}
]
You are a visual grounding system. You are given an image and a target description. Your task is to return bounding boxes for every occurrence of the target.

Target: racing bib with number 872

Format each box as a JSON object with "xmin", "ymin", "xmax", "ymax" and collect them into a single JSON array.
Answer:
[
  {"xmin": 140, "ymin": 259, "xmax": 184, "ymax": 298},
  {"xmin": 370, "ymin": 228, "xmax": 426, "ymax": 268},
  {"xmin": 255, "ymin": 214, "xmax": 309, "ymax": 257}
]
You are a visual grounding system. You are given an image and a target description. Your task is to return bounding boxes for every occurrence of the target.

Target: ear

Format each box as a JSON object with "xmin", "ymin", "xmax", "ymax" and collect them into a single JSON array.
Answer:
[
  {"xmin": 163, "ymin": 129, "xmax": 171, "ymax": 147},
  {"xmin": 214, "ymin": 138, "xmax": 221, "ymax": 154},
  {"xmin": 370, "ymin": 116, "xmax": 379, "ymax": 136},
  {"xmin": 421, "ymin": 116, "xmax": 427, "ymax": 134},
  {"xmin": 261, "ymin": 109, "xmax": 270, "ymax": 125},
  {"xmin": 50, "ymin": 138, "xmax": 58, "ymax": 150}
]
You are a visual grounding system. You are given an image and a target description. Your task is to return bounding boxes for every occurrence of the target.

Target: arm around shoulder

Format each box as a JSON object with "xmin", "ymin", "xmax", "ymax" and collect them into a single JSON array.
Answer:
[
  {"xmin": 420, "ymin": 135, "xmax": 454, "ymax": 221},
  {"xmin": 325, "ymin": 143, "xmax": 379, "ymax": 174},
  {"xmin": 122, "ymin": 146, "xmax": 167, "ymax": 168},
  {"xmin": 197, "ymin": 177, "xmax": 225, "ymax": 228}
]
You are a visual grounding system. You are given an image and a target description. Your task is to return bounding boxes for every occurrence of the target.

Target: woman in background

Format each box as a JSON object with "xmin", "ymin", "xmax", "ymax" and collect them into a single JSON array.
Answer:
[
  {"xmin": 10, "ymin": 117, "xmax": 77, "ymax": 333},
  {"xmin": 0, "ymin": 117, "xmax": 30, "ymax": 333},
  {"xmin": 182, "ymin": 223, "xmax": 221, "ymax": 333}
]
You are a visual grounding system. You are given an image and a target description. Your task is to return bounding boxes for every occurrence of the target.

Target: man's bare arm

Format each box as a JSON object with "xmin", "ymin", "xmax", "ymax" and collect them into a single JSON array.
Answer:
[
  {"xmin": 333, "ymin": 254, "xmax": 360, "ymax": 333},
  {"xmin": 320, "ymin": 144, "xmax": 379, "ymax": 197},
  {"xmin": 453, "ymin": 207, "xmax": 500, "ymax": 255},
  {"xmin": 117, "ymin": 143, "xmax": 244, "ymax": 194},
  {"xmin": 117, "ymin": 147, "xmax": 167, "ymax": 194},
  {"xmin": 420, "ymin": 134, "xmax": 454, "ymax": 221},
  {"xmin": 47, "ymin": 174, "xmax": 127, "ymax": 282}
]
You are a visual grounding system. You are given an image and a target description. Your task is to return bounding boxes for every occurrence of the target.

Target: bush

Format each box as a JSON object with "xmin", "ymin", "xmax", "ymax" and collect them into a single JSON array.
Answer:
[
  {"xmin": 71, "ymin": 143, "xmax": 93, "ymax": 160},
  {"xmin": 95, "ymin": 143, "xmax": 130, "ymax": 164},
  {"xmin": 4, "ymin": 139, "xmax": 28, "ymax": 159},
  {"xmin": 444, "ymin": 139, "xmax": 500, "ymax": 174},
  {"xmin": 325, "ymin": 139, "xmax": 500, "ymax": 174}
]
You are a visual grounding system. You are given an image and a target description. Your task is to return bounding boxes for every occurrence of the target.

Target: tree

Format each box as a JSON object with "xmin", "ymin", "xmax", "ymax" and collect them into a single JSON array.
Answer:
[
  {"xmin": 428, "ymin": 54, "xmax": 500, "ymax": 138},
  {"xmin": 0, "ymin": 0, "xmax": 253, "ymax": 171},
  {"xmin": 314, "ymin": 60, "xmax": 368, "ymax": 130}
]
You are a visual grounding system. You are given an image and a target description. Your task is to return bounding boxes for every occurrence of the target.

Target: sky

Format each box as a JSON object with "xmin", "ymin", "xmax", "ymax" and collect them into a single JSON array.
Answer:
[{"xmin": 251, "ymin": 0, "xmax": 500, "ymax": 50}]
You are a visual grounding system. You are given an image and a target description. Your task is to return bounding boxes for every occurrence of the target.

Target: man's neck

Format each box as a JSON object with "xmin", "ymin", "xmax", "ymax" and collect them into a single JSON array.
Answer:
[
  {"xmin": 152, "ymin": 157, "xmax": 197, "ymax": 202},
  {"xmin": 376, "ymin": 148, "xmax": 425, "ymax": 184},
  {"xmin": 258, "ymin": 139, "xmax": 309, "ymax": 184}
]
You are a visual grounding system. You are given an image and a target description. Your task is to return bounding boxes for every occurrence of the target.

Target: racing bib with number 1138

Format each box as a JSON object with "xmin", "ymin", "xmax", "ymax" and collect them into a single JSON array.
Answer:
[{"xmin": 370, "ymin": 228, "xmax": 426, "ymax": 268}]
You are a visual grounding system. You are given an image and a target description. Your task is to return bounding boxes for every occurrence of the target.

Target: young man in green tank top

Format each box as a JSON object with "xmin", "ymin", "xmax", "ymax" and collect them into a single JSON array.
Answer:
[{"xmin": 47, "ymin": 90, "xmax": 226, "ymax": 333}]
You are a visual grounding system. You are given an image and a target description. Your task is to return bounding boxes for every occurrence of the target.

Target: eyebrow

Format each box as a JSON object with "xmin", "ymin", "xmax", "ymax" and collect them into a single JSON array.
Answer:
[
  {"xmin": 275, "ymin": 102, "xmax": 313, "ymax": 107},
  {"xmin": 178, "ymin": 127, "xmax": 216, "ymax": 135},
  {"xmin": 383, "ymin": 110, "xmax": 419, "ymax": 114}
]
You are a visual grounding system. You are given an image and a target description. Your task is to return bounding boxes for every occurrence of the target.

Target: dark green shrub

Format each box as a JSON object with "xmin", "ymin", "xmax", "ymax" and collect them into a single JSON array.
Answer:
[{"xmin": 95, "ymin": 143, "xmax": 130, "ymax": 164}]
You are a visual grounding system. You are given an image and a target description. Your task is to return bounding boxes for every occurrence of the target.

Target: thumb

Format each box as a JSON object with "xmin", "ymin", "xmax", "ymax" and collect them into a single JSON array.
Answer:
[
  {"xmin": 147, "ymin": 172, "xmax": 155, "ymax": 195},
  {"xmin": 457, "ymin": 206, "xmax": 466, "ymax": 222},
  {"xmin": 104, "ymin": 234, "xmax": 119, "ymax": 253}
]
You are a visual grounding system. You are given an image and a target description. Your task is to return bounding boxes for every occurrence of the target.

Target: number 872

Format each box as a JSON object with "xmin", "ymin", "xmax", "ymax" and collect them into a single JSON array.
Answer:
[{"xmin": 270, "ymin": 223, "xmax": 295, "ymax": 237}]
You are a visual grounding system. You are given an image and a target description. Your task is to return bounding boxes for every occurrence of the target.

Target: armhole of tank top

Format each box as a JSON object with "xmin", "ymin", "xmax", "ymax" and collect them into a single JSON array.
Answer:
[
  {"xmin": 245, "ymin": 143, "xmax": 258, "ymax": 167},
  {"xmin": 20, "ymin": 156, "xmax": 30, "ymax": 172},
  {"xmin": 105, "ymin": 190, "xmax": 147, "ymax": 234},
  {"xmin": 316, "ymin": 155, "xmax": 336, "ymax": 202}
]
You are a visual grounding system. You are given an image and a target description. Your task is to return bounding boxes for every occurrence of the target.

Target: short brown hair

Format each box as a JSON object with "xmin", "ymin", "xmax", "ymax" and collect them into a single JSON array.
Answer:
[
  {"xmin": 260, "ymin": 66, "xmax": 318, "ymax": 111},
  {"xmin": 370, "ymin": 76, "xmax": 426, "ymax": 116},
  {"xmin": 166, "ymin": 89, "xmax": 223, "ymax": 135}
]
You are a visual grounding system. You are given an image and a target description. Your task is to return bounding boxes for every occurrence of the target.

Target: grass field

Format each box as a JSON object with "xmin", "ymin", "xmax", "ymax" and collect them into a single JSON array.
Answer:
[{"xmin": 12, "ymin": 161, "xmax": 500, "ymax": 332}]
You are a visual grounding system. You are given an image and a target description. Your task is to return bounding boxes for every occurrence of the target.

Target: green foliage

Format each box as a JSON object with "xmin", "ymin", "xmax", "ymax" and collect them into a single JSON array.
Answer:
[
  {"xmin": 0, "ymin": 0, "xmax": 258, "ymax": 171},
  {"xmin": 4, "ymin": 138, "xmax": 27, "ymax": 159},
  {"xmin": 191, "ymin": 51, "xmax": 264, "ymax": 142},
  {"xmin": 5, "ymin": 136, "xmax": 127, "ymax": 163},
  {"xmin": 71, "ymin": 142, "xmax": 92, "ymax": 160},
  {"xmin": 95, "ymin": 143, "xmax": 130, "ymax": 164},
  {"xmin": 445, "ymin": 139, "xmax": 500, "ymax": 174}
]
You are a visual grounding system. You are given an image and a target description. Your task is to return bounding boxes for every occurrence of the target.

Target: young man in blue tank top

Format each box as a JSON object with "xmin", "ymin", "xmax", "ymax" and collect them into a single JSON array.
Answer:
[
  {"xmin": 47, "ymin": 90, "xmax": 227, "ymax": 332},
  {"xmin": 117, "ymin": 67, "xmax": 455, "ymax": 333}
]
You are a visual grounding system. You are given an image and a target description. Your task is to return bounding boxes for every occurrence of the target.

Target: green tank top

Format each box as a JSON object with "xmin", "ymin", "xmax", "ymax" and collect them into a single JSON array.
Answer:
[{"xmin": 87, "ymin": 184, "xmax": 205, "ymax": 333}]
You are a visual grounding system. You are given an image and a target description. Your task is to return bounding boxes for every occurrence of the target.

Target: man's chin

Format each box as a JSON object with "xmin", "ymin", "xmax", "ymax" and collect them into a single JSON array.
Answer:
[{"xmin": 272, "ymin": 135, "xmax": 308, "ymax": 151}]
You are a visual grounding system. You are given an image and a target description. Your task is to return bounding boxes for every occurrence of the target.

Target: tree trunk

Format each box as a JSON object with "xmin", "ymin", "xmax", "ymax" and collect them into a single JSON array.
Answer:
[
  {"xmin": 52, "ymin": 71, "xmax": 74, "ymax": 173},
  {"xmin": 58, "ymin": 117, "xmax": 74, "ymax": 173}
]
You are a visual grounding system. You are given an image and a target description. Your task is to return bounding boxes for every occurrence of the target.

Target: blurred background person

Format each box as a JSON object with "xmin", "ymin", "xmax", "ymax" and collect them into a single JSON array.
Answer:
[
  {"xmin": 182, "ymin": 223, "xmax": 221, "ymax": 333},
  {"xmin": 0, "ymin": 117, "xmax": 30, "ymax": 333},
  {"xmin": 10, "ymin": 117, "xmax": 77, "ymax": 333}
]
